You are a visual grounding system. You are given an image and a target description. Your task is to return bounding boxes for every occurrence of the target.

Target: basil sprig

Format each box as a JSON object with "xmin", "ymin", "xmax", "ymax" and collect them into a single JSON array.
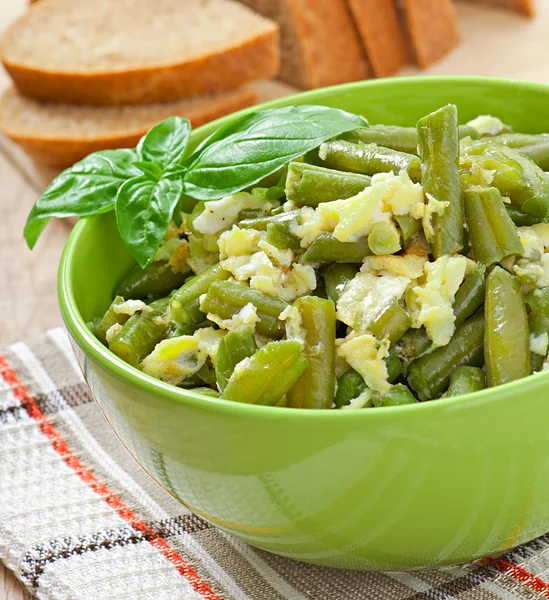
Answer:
[{"xmin": 24, "ymin": 106, "xmax": 367, "ymax": 267}]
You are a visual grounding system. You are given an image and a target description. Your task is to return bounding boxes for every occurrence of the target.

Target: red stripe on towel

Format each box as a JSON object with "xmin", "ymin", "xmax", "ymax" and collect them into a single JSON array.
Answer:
[{"xmin": 0, "ymin": 354, "xmax": 221, "ymax": 600}]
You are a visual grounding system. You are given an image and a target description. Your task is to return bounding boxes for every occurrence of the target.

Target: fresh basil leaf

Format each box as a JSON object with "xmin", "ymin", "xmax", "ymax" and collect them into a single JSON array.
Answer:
[
  {"xmin": 24, "ymin": 149, "xmax": 140, "ymax": 249},
  {"xmin": 182, "ymin": 105, "xmax": 367, "ymax": 200},
  {"xmin": 115, "ymin": 175, "xmax": 183, "ymax": 268},
  {"xmin": 133, "ymin": 160, "xmax": 164, "ymax": 180},
  {"xmin": 137, "ymin": 117, "xmax": 191, "ymax": 169}
]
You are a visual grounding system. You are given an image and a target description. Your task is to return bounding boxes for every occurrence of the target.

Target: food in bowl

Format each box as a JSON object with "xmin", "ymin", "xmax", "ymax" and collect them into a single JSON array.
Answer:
[{"xmin": 26, "ymin": 102, "xmax": 549, "ymax": 408}]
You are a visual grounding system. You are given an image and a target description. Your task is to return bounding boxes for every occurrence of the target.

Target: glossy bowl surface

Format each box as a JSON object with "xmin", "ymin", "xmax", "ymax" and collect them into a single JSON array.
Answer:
[{"xmin": 59, "ymin": 77, "xmax": 549, "ymax": 570}]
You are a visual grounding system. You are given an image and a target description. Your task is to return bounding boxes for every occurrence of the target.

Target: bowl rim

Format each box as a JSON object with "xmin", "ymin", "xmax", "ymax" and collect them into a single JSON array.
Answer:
[{"xmin": 58, "ymin": 74, "xmax": 549, "ymax": 420}]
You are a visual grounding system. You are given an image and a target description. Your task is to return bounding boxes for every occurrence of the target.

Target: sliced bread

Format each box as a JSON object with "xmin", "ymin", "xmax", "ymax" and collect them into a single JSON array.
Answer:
[
  {"xmin": 237, "ymin": 0, "xmax": 371, "ymax": 89},
  {"xmin": 0, "ymin": 86, "xmax": 257, "ymax": 167},
  {"xmin": 400, "ymin": 0, "xmax": 461, "ymax": 68},
  {"xmin": 0, "ymin": 0, "xmax": 279, "ymax": 105},
  {"xmin": 346, "ymin": 0, "xmax": 409, "ymax": 77},
  {"xmin": 458, "ymin": 0, "xmax": 534, "ymax": 17}
]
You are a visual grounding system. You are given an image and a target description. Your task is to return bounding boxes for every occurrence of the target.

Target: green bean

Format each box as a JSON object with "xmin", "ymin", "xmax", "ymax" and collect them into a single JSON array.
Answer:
[
  {"xmin": 417, "ymin": 104, "xmax": 463, "ymax": 258},
  {"xmin": 200, "ymin": 280, "xmax": 288, "ymax": 338},
  {"xmin": 485, "ymin": 266, "xmax": 530, "ymax": 387},
  {"xmin": 464, "ymin": 187, "xmax": 523, "ymax": 265},
  {"xmin": 287, "ymin": 297, "xmax": 336, "ymax": 409},
  {"xmin": 462, "ymin": 143, "xmax": 549, "ymax": 218},
  {"xmin": 238, "ymin": 210, "xmax": 300, "ymax": 231},
  {"xmin": 109, "ymin": 297, "xmax": 171, "ymax": 367},
  {"xmin": 505, "ymin": 204, "xmax": 540, "ymax": 226},
  {"xmin": 447, "ymin": 366, "xmax": 486, "ymax": 397},
  {"xmin": 323, "ymin": 263, "xmax": 359, "ymax": 304},
  {"xmin": 407, "ymin": 311, "xmax": 485, "ymax": 401},
  {"xmin": 215, "ymin": 328, "xmax": 258, "ymax": 392},
  {"xmin": 492, "ymin": 133, "xmax": 549, "ymax": 148},
  {"xmin": 196, "ymin": 363, "xmax": 216, "ymax": 387},
  {"xmin": 386, "ymin": 349, "xmax": 403, "ymax": 383},
  {"xmin": 519, "ymin": 142, "xmax": 549, "ymax": 171},
  {"xmin": 238, "ymin": 208, "xmax": 265, "ymax": 221},
  {"xmin": 302, "ymin": 234, "xmax": 371, "ymax": 264},
  {"xmin": 529, "ymin": 312, "xmax": 549, "ymax": 372},
  {"xmin": 94, "ymin": 296, "xmax": 131, "ymax": 345},
  {"xmin": 117, "ymin": 259, "xmax": 190, "ymax": 300},
  {"xmin": 170, "ymin": 264, "xmax": 230, "ymax": 327},
  {"xmin": 193, "ymin": 387, "xmax": 221, "ymax": 398},
  {"xmin": 285, "ymin": 162, "xmax": 371, "ymax": 206},
  {"xmin": 395, "ymin": 214, "xmax": 422, "ymax": 241},
  {"xmin": 373, "ymin": 384, "xmax": 417, "ymax": 407},
  {"xmin": 526, "ymin": 288, "xmax": 549, "ymax": 317},
  {"xmin": 345, "ymin": 124, "xmax": 479, "ymax": 155},
  {"xmin": 370, "ymin": 301, "xmax": 411, "ymax": 345},
  {"xmin": 317, "ymin": 140, "xmax": 422, "ymax": 182},
  {"xmin": 223, "ymin": 340, "xmax": 307, "ymax": 406},
  {"xmin": 334, "ymin": 369, "xmax": 367, "ymax": 408},
  {"xmin": 396, "ymin": 328, "xmax": 432, "ymax": 367},
  {"xmin": 367, "ymin": 221, "xmax": 401, "ymax": 255},
  {"xmin": 265, "ymin": 221, "xmax": 301, "ymax": 250},
  {"xmin": 454, "ymin": 265, "xmax": 486, "ymax": 328}
]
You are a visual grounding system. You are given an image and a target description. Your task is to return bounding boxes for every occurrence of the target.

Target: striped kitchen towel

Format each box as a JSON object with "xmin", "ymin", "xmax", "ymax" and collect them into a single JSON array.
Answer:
[{"xmin": 3, "ymin": 329, "xmax": 549, "ymax": 600}]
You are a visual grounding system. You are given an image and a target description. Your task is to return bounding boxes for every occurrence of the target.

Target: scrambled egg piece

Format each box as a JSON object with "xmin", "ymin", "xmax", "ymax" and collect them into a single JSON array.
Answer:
[
  {"xmin": 207, "ymin": 303, "xmax": 259, "ymax": 331},
  {"xmin": 279, "ymin": 305, "xmax": 306, "ymax": 344},
  {"xmin": 531, "ymin": 332, "xmax": 549, "ymax": 357},
  {"xmin": 112, "ymin": 299, "xmax": 149, "ymax": 316},
  {"xmin": 337, "ymin": 272, "xmax": 410, "ymax": 332},
  {"xmin": 407, "ymin": 255, "xmax": 467, "ymax": 347},
  {"xmin": 467, "ymin": 115, "xmax": 509, "ymax": 136},
  {"xmin": 362, "ymin": 254, "xmax": 427, "ymax": 279},
  {"xmin": 513, "ymin": 227, "xmax": 549, "ymax": 287},
  {"xmin": 517, "ymin": 227, "xmax": 544, "ymax": 260},
  {"xmin": 341, "ymin": 389, "xmax": 373, "ymax": 410},
  {"xmin": 291, "ymin": 172, "xmax": 424, "ymax": 247},
  {"xmin": 417, "ymin": 193, "xmax": 450, "ymax": 243},
  {"xmin": 141, "ymin": 327, "xmax": 224, "ymax": 385},
  {"xmin": 193, "ymin": 192, "xmax": 265, "ymax": 235},
  {"xmin": 105, "ymin": 323, "xmax": 123, "ymax": 343},
  {"xmin": 337, "ymin": 334, "xmax": 391, "ymax": 394},
  {"xmin": 219, "ymin": 225, "xmax": 316, "ymax": 302}
]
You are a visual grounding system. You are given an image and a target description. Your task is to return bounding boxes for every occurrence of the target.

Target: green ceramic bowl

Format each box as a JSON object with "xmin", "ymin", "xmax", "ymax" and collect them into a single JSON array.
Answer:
[{"xmin": 59, "ymin": 77, "xmax": 549, "ymax": 570}]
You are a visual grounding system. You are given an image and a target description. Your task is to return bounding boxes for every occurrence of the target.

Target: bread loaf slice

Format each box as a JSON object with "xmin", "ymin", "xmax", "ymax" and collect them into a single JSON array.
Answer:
[
  {"xmin": 0, "ymin": 87, "xmax": 257, "ymax": 167},
  {"xmin": 237, "ymin": 0, "xmax": 371, "ymax": 89},
  {"xmin": 346, "ymin": 0, "xmax": 409, "ymax": 77},
  {"xmin": 0, "ymin": 0, "xmax": 279, "ymax": 105},
  {"xmin": 400, "ymin": 0, "xmax": 461, "ymax": 68},
  {"xmin": 458, "ymin": 0, "xmax": 534, "ymax": 17}
]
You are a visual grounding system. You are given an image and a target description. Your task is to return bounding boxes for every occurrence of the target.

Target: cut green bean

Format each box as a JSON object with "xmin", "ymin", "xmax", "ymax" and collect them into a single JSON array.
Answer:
[
  {"xmin": 519, "ymin": 142, "xmax": 549, "ymax": 171},
  {"xmin": 526, "ymin": 288, "xmax": 549, "ymax": 317},
  {"xmin": 407, "ymin": 311, "xmax": 485, "ymax": 401},
  {"xmin": 396, "ymin": 327, "xmax": 432, "ymax": 367},
  {"xmin": 368, "ymin": 221, "xmax": 401, "ymax": 255},
  {"xmin": 94, "ymin": 295, "xmax": 131, "ymax": 345},
  {"xmin": 287, "ymin": 297, "xmax": 336, "ymax": 409},
  {"xmin": 529, "ymin": 312, "xmax": 549, "ymax": 373},
  {"xmin": 265, "ymin": 221, "xmax": 301, "ymax": 250},
  {"xmin": 193, "ymin": 387, "xmax": 221, "ymax": 398},
  {"xmin": 317, "ymin": 140, "xmax": 422, "ymax": 182},
  {"xmin": 323, "ymin": 263, "xmax": 359, "ymax": 304},
  {"xmin": 117, "ymin": 259, "xmax": 190, "ymax": 300},
  {"xmin": 200, "ymin": 280, "xmax": 288, "ymax": 338},
  {"xmin": 223, "ymin": 340, "xmax": 307, "ymax": 406},
  {"xmin": 417, "ymin": 104, "xmax": 463, "ymax": 258},
  {"xmin": 285, "ymin": 162, "xmax": 371, "ymax": 206},
  {"xmin": 447, "ymin": 366, "xmax": 486, "ymax": 397},
  {"xmin": 386, "ymin": 349, "xmax": 403, "ymax": 383},
  {"xmin": 505, "ymin": 204, "xmax": 540, "ymax": 226},
  {"xmin": 373, "ymin": 384, "xmax": 418, "ymax": 407},
  {"xmin": 485, "ymin": 267, "xmax": 530, "ymax": 387},
  {"xmin": 170, "ymin": 264, "xmax": 230, "ymax": 327},
  {"xmin": 334, "ymin": 369, "xmax": 367, "ymax": 408},
  {"xmin": 238, "ymin": 210, "xmax": 300, "ymax": 231},
  {"xmin": 109, "ymin": 297, "xmax": 171, "ymax": 367},
  {"xmin": 302, "ymin": 234, "xmax": 371, "ymax": 264},
  {"xmin": 464, "ymin": 187, "xmax": 522, "ymax": 265},
  {"xmin": 215, "ymin": 328, "xmax": 258, "ymax": 392},
  {"xmin": 395, "ymin": 214, "xmax": 422, "ymax": 241},
  {"xmin": 453, "ymin": 265, "xmax": 486, "ymax": 328},
  {"xmin": 492, "ymin": 133, "xmax": 549, "ymax": 148},
  {"xmin": 371, "ymin": 301, "xmax": 411, "ymax": 344}
]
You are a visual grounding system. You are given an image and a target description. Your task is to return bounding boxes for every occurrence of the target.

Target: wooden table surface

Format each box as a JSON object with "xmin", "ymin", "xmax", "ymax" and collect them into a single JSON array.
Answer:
[{"xmin": 3, "ymin": 1, "xmax": 549, "ymax": 597}]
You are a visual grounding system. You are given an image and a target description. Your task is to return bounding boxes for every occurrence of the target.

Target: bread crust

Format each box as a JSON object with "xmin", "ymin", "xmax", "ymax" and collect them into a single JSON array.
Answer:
[
  {"xmin": 402, "ymin": 0, "xmax": 461, "ymax": 68},
  {"xmin": 286, "ymin": 0, "xmax": 371, "ymax": 89},
  {"xmin": 347, "ymin": 0, "xmax": 409, "ymax": 77},
  {"xmin": 0, "ymin": 89, "xmax": 258, "ymax": 167},
  {"xmin": 1, "ymin": 24, "xmax": 279, "ymax": 105}
]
